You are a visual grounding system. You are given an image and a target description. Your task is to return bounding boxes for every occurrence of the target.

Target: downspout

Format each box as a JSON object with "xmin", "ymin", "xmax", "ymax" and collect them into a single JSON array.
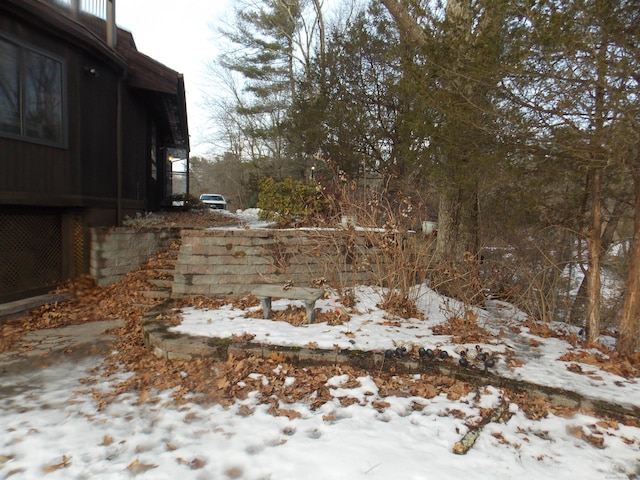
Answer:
[
  {"xmin": 116, "ymin": 75, "xmax": 123, "ymax": 225},
  {"xmin": 186, "ymin": 154, "xmax": 190, "ymax": 198},
  {"xmin": 108, "ymin": 0, "xmax": 122, "ymax": 224},
  {"xmin": 177, "ymin": 74, "xmax": 190, "ymax": 199}
]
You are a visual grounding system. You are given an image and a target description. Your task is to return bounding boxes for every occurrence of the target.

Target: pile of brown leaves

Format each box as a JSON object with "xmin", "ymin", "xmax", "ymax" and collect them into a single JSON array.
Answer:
[
  {"xmin": 523, "ymin": 319, "xmax": 580, "ymax": 346},
  {"xmin": 432, "ymin": 310, "xmax": 492, "ymax": 344},
  {"xmin": 559, "ymin": 350, "xmax": 640, "ymax": 379},
  {"xmin": 244, "ymin": 305, "xmax": 349, "ymax": 327},
  {"xmin": 0, "ymin": 273, "xmax": 146, "ymax": 354},
  {"xmin": 95, "ymin": 350, "xmax": 481, "ymax": 418}
]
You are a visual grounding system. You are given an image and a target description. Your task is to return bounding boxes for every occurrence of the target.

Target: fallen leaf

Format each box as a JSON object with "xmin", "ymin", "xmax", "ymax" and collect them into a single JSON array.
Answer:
[
  {"xmin": 226, "ymin": 466, "xmax": 243, "ymax": 478},
  {"xmin": 42, "ymin": 455, "xmax": 71, "ymax": 473},
  {"xmin": 270, "ymin": 352, "xmax": 286, "ymax": 362},
  {"xmin": 566, "ymin": 425, "xmax": 605, "ymax": 448},
  {"xmin": 126, "ymin": 458, "xmax": 158, "ymax": 473},
  {"xmin": 237, "ymin": 405, "xmax": 254, "ymax": 417},
  {"xmin": 372, "ymin": 400, "xmax": 391, "ymax": 412},
  {"xmin": 176, "ymin": 457, "xmax": 206, "ymax": 469}
]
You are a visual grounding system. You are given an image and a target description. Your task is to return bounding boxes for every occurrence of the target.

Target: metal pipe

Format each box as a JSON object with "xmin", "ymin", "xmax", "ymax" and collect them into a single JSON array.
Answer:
[{"xmin": 116, "ymin": 76, "xmax": 123, "ymax": 225}]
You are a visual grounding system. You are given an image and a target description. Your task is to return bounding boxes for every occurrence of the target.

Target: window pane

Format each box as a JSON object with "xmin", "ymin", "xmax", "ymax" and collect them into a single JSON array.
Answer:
[
  {"xmin": 24, "ymin": 50, "xmax": 63, "ymax": 143},
  {"xmin": 0, "ymin": 39, "xmax": 20, "ymax": 135}
]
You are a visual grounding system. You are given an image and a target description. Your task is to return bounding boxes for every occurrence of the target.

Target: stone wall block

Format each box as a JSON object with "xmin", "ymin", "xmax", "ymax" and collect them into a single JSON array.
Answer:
[{"xmin": 91, "ymin": 226, "xmax": 418, "ymax": 295}]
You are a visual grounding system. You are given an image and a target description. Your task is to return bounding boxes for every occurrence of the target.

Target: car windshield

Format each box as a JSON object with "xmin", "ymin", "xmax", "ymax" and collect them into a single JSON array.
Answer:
[{"xmin": 201, "ymin": 195, "xmax": 223, "ymax": 201}]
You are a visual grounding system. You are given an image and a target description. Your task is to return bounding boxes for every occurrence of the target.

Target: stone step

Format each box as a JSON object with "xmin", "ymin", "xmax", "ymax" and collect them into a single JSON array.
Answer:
[
  {"xmin": 154, "ymin": 268, "xmax": 176, "ymax": 277},
  {"xmin": 141, "ymin": 290, "xmax": 171, "ymax": 299},
  {"xmin": 158, "ymin": 259, "xmax": 177, "ymax": 269},
  {"xmin": 133, "ymin": 301, "xmax": 159, "ymax": 309},
  {"xmin": 148, "ymin": 278, "xmax": 173, "ymax": 289},
  {"xmin": 146, "ymin": 255, "xmax": 176, "ymax": 268}
]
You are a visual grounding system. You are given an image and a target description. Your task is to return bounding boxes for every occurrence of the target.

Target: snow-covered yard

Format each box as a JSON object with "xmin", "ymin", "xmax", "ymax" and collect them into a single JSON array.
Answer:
[{"xmin": 2, "ymin": 284, "xmax": 639, "ymax": 479}]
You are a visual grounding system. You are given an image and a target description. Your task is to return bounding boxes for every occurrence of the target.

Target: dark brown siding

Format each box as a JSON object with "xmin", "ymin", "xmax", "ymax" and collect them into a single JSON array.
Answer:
[
  {"xmin": 121, "ymin": 87, "xmax": 150, "ymax": 209},
  {"xmin": 77, "ymin": 54, "xmax": 118, "ymax": 204},
  {"xmin": 1, "ymin": 0, "xmax": 188, "ymax": 302},
  {"xmin": 0, "ymin": 12, "xmax": 152, "ymax": 212}
]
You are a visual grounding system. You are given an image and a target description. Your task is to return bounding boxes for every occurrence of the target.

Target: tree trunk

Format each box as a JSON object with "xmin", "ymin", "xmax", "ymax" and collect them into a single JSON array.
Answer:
[
  {"xmin": 379, "ymin": 0, "xmax": 488, "ymax": 301},
  {"xmin": 585, "ymin": 167, "xmax": 603, "ymax": 344},
  {"xmin": 431, "ymin": 182, "xmax": 482, "ymax": 305},
  {"xmin": 435, "ymin": 183, "xmax": 479, "ymax": 264},
  {"xmin": 570, "ymin": 199, "xmax": 624, "ymax": 325},
  {"xmin": 383, "ymin": 0, "xmax": 480, "ymax": 266},
  {"xmin": 618, "ymin": 172, "xmax": 640, "ymax": 355},
  {"xmin": 379, "ymin": 0, "xmax": 430, "ymax": 44}
]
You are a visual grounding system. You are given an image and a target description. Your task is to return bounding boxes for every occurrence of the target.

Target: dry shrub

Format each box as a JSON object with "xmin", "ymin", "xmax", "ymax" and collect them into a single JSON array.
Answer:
[
  {"xmin": 428, "ymin": 253, "xmax": 486, "ymax": 307},
  {"xmin": 432, "ymin": 310, "xmax": 492, "ymax": 344},
  {"xmin": 523, "ymin": 318, "xmax": 561, "ymax": 338},
  {"xmin": 378, "ymin": 292, "xmax": 423, "ymax": 319},
  {"xmin": 310, "ymin": 167, "xmax": 435, "ymax": 318}
]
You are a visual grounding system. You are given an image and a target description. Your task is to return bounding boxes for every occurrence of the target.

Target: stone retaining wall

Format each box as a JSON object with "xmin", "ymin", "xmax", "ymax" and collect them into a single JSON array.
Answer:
[
  {"xmin": 173, "ymin": 228, "xmax": 398, "ymax": 297},
  {"xmin": 89, "ymin": 226, "xmax": 421, "ymax": 295},
  {"xmin": 90, "ymin": 227, "xmax": 182, "ymax": 286}
]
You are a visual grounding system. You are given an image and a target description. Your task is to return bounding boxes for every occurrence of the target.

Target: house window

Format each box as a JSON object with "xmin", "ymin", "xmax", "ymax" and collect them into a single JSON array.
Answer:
[
  {"xmin": 0, "ymin": 36, "xmax": 65, "ymax": 146},
  {"xmin": 0, "ymin": 39, "xmax": 20, "ymax": 135}
]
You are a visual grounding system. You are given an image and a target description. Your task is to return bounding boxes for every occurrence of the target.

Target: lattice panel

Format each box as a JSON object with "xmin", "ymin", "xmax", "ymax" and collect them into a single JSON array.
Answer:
[
  {"xmin": 73, "ymin": 215, "xmax": 87, "ymax": 274},
  {"xmin": 0, "ymin": 211, "xmax": 62, "ymax": 302}
]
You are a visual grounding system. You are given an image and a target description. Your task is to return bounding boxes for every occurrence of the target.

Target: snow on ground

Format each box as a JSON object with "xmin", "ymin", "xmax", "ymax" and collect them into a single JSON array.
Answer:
[
  {"xmin": 173, "ymin": 285, "xmax": 640, "ymax": 410},
  {"xmin": 2, "ymin": 286, "xmax": 640, "ymax": 479},
  {"xmin": 211, "ymin": 208, "xmax": 274, "ymax": 229}
]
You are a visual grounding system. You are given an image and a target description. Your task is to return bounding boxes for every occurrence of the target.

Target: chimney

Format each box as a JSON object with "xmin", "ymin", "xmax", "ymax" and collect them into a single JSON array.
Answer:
[{"xmin": 106, "ymin": 0, "xmax": 117, "ymax": 48}]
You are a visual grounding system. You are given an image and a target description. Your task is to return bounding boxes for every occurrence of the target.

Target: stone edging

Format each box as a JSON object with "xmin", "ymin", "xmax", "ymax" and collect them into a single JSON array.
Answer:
[
  {"xmin": 141, "ymin": 301, "xmax": 640, "ymax": 423},
  {"xmin": 0, "ymin": 293, "xmax": 74, "ymax": 321}
]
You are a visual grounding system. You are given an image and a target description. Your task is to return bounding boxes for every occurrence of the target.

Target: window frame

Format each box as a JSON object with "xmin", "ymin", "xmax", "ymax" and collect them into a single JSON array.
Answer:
[{"xmin": 0, "ymin": 33, "xmax": 67, "ymax": 149}]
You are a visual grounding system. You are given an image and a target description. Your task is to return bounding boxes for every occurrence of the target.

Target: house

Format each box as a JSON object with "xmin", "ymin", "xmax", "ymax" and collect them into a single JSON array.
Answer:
[{"xmin": 0, "ymin": 0, "xmax": 189, "ymax": 302}]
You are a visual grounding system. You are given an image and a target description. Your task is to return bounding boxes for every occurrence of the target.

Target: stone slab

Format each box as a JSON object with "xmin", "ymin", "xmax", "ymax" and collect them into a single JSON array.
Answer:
[{"xmin": 0, "ymin": 319, "xmax": 124, "ymax": 374}]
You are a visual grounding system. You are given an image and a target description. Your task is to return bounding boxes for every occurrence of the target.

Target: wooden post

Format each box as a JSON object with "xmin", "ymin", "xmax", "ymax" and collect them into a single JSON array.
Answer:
[
  {"xmin": 106, "ymin": 0, "xmax": 116, "ymax": 48},
  {"xmin": 71, "ymin": 0, "xmax": 80, "ymax": 18}
]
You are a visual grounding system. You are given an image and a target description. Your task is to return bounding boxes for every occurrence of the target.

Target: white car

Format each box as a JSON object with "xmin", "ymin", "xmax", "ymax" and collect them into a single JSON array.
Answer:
[{"xmin": 199, "ymin": 193, "xmax": 228, "ymax": 210}]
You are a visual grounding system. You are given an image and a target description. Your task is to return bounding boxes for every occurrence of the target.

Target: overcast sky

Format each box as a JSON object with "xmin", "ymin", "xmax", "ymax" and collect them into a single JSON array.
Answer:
[{"xmin": 116, "ymin": 0, "xmax": 232, "ymax": 156}]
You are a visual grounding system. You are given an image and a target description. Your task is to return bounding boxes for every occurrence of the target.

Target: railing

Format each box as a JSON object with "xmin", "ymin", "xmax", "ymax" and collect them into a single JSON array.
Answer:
[
  {"xmin": 52, "ymin": 0, "xmax": 108, "ymax": 20},
  {"xmin": 49, "ymin": 0, "xmax": 116, "ymax": 47}
]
